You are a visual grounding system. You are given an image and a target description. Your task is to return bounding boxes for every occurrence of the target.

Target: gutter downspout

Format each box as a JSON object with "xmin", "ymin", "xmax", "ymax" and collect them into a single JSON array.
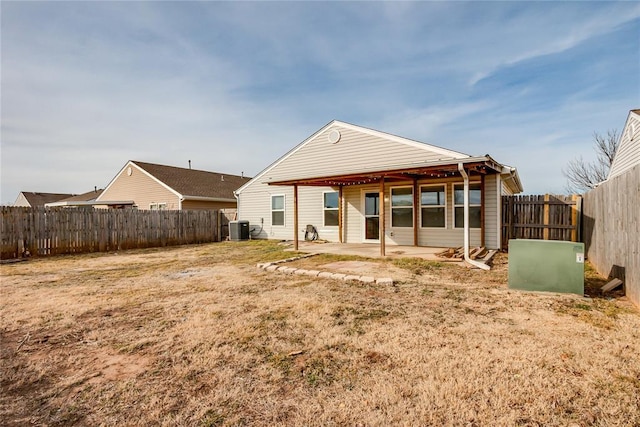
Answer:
[{"xmin": 458, "ymin": 163, "xmax": 490, "ymax": 271}]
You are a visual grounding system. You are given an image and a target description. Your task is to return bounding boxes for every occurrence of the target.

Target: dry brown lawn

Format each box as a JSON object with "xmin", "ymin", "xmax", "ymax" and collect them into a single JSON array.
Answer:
[{"xmin": 1, "ymin": 240, "xmax": 639, "ymax": 426}]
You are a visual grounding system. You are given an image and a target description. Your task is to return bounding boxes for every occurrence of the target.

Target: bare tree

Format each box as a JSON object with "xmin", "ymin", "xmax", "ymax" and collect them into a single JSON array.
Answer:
[{"xmin": 563, "ymin": 129, "xmax": 619, "ymax": 193}]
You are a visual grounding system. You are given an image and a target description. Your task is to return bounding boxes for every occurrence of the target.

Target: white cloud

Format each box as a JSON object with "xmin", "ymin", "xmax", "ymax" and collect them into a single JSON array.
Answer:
[{"xmin": 1, "ymin": 1, "xmax": 638, "ymax": 202}]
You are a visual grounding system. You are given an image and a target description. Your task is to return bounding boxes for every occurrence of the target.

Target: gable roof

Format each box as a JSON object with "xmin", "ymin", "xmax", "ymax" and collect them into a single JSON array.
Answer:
[
  {"xmin": 57, "ymin": 188, "xmax": 104, "ymax": 203},
  {"xmin": 236, "ymin": 120, "xmax": 470, "ymax": 194},
  {"xmin": 44, "ymin": 189, "xmax": 108, "ymax": 207},
  {"xmin": 236, "ymin": 120, "xmax": 523, "ymax": 194},
  {"xmin": 100, "ymin": 160, "xmax": 251, "ymax": 202},
  {"xmin": 608, "ymin": 109, "xmax": 640, "ymax": 180},
  {"xmin": 15, "ymin": 192, "xmax": 75, "ymax": 207}
]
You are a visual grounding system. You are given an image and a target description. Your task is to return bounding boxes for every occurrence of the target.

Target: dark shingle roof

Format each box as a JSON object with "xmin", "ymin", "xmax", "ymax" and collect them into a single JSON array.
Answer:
[
  {"xmin": 132, "ymin": 161, "xmax": 251, "ymax": 199},
  {"xmin": 20, "ymin": 192, "xmax": 75, "ymax": 206},
  {"xmin": 57, "ymin": 189, "xmax": 104, "ymax": 203}
]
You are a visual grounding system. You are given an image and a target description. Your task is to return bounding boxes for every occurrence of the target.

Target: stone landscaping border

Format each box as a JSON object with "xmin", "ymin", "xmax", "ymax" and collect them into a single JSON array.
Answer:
[{"xmin": 256, "ymin": 254, "xmax": 393, "ymax": 285}]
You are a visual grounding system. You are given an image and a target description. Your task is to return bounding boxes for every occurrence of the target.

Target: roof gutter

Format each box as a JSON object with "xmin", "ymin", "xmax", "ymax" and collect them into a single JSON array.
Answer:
[
  {"xmin": 458, "ymin": 163, "xmax": 490, "ymax": 271},
  {"xmin": 179, "ymin": 195, "xmax": 237, "ymax": 203},
  {"xmin": 44, "ymin": 200, "xmax": 135, "ymax": 207},
  {"xmin": 501, "ymin": 166, "xmax": 524, "ymax": 194}
]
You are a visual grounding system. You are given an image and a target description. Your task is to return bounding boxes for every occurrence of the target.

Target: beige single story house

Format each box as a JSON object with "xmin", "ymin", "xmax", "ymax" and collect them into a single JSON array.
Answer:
[
  {"xmin": 13, "ymin": 192, "xmax": 75, "ymax": 207},
  {"xmin": 97, "ymin": 160, "xmax": 251, "ymax": 210},
  {"xmin": 235, "ymin": 121, "xmax": 523, "ymax": 255}
]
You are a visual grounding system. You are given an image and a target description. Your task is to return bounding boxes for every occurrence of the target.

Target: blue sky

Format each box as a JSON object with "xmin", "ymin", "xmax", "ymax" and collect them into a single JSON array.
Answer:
[{"xmin": 2, "ymin": 1, "xmax": 639, "ymax": 203}]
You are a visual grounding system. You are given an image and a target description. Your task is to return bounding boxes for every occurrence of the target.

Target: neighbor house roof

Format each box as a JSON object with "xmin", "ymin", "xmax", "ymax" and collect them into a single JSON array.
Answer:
[
  {"xmin": 45, "ymin": 189, "xmax": 112, "ymax": 207},
  {"xmin": 15, "ymin": 192, "xmax": 75, "ymax": 207},
  {"xmin": 101, "ymin": 161, "xmax": 252, "ymax": 202},
  {"xmin": 57, "ymin": 188, "xmax": 104, "ymax": 203}
]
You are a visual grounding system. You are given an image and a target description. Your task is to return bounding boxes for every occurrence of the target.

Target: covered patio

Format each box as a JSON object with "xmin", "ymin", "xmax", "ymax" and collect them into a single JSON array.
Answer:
[{"xmin": 270, "ymin": 155, "xmax": 514, "ymax": 269}]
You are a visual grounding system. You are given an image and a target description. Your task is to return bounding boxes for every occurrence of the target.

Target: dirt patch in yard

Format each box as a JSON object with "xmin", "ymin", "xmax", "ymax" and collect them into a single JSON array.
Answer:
[
  {"xmin": 1, "ymin": 241, "xmax": 639, "ymax": 426},
  {"xmin": 315, "ymin": 260, "xmax": 411, "ymax": 280}
]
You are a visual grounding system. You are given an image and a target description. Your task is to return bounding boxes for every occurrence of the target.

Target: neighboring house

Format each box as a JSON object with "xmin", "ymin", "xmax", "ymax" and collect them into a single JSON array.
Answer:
[
  {"xmin": 97, "ymin": 160, "xmax": 251, "ymax": 210},
  {"xmin": 608, "ymin": 109, "xmax": 640, "ymax": 180},
  {"xmin": 13, "ymin": 192, "xmax": 75, "ymax": 207},
  {"xmin": 235, "ymin": 120, "xmax": 523, "ymax": 252}
]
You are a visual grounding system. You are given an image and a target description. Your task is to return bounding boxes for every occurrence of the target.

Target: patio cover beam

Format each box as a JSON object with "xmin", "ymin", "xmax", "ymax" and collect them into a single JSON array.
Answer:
[
  {"xmin": 379, "ymin": 177, "xmax": 385, "ymax": 257},
  {"xmin": 265, "ymin": 158, "xmax": 502, "ymax": 188}
]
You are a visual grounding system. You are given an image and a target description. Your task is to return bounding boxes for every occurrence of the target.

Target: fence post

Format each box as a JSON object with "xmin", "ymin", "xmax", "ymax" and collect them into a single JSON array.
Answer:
[
  {"xmin": 543, "ymin": 194, "xmax": 550, "ymax": 240},
  {"xmin": 508, "ymin": 196, "xmax": 514, "ymax": 242}
]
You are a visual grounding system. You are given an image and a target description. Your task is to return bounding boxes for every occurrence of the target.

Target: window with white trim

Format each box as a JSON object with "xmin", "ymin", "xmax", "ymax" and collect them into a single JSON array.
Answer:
[
  {"xmin": 391, "ymin": 187, "xmax": 413, "ymax": 227},
  {"xmin": 420, "ymin": 185, "xmax": 446, "ymax": 228},
  {"xmin": 454, "ymin": 183, "xmax": 481, "ymax": 228},
  {"xmin": 323, "ymin": 191, "xmax": 339, "ymax": 226},
  {"xmin": 271, "ymin": 195, "xmax": 285, "ymax": 226},
  {"xmin": 149, "ymin": 202, "xmax": 167, "ymax": 210}
]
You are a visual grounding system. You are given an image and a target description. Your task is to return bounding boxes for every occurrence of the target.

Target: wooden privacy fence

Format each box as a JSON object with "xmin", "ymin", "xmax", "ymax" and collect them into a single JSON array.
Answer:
[
  {"xmin": 218, "ymin": 209, "xmax": 237, "ymax": 241},
  {"xmin": 502, "ymin": 194, "xmax": 582, "ymax": 248},
  {"xmin": 583, "ymin": 164, "xmax": 639, "ymax": 308},
  {"xmin": 1, "ymin": 207, "xmax": 220, "ymax": 259}
]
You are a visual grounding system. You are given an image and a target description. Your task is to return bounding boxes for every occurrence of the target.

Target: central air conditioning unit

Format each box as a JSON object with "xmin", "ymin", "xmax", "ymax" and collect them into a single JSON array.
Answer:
[{"xmin": 229, "ymin": 220, "xmax": 250, "ymax": 241}]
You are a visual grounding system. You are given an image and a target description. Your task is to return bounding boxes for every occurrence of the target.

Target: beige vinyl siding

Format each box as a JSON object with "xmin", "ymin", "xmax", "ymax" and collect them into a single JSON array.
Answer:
[
  {"xmin": 237, "ymin": 183, "xmax": 291, "ymax": 240},
  {"xmin": 237, "ymin": 182, "xmax": 338, "ymax": 241},
  {"xmin": 260, "ymin": 125, "xmax": 461, "ymax": 183},
  {"xmin": 609, "ymin": 112, "xmax": 640, "ymax": 180},
  {"xmin": 99, "ymin": 164, "xmax": 179, "ymax": 210},
  {"xmin": 484, "ymin": 174, "xmax": 498, "ymax": 249},
  {"xmin": 13, "ymin": 193, "xmax": 30, "ymax": 207},
  {"xmin": 343, "ymin": 185, "xmax": 363, "ymax": 244}
]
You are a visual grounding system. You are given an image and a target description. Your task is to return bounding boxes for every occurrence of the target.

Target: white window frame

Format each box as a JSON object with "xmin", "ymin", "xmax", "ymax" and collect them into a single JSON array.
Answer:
[
  {"xmin": 271, "ymin": 194, "xmax": 285, "ymax": 227},
  {"xmin": 149, "ymin": 202, "xmax": 167, "ymax": 210},
  {"xmin": 419, "ymin": 184, "xmax": 447, "ymax": 229},
  {"xmin": 453, "ymin": 182, "xmax": 482, "ymax": 229},
  {"xmin": 322, "ymin": 191, "xmax": 339, "ymax": 227},
  {"xmin": 390, "ymin": 186, "xmax": 414, "ymax": 228}
]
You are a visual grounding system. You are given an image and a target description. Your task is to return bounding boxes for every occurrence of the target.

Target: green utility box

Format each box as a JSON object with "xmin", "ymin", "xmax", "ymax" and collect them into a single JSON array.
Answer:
[{"xmin": 508, "ymin": 239, "xmax": 585, "ymax": 295}]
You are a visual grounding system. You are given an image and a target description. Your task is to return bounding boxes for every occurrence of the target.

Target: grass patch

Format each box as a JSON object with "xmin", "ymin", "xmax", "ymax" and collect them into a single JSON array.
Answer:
[
  {"xmin": 391, "ymin": 257, "xmax": 445, "ymax": 275},
  {"xmin": 1, "ymin": 240, "xmax": 638, "ymax": 426}
]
